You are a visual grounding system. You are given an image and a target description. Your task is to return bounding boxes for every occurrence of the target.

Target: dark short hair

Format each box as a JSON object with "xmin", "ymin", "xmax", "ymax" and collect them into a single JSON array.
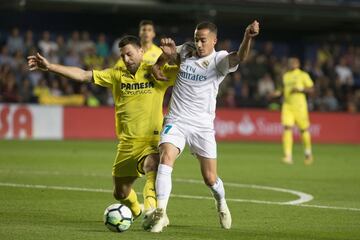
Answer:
[
  {"xmin": 118, "ymin": 35, "xmax": 141, "ymax": 48},
  {"xmin": 139, "ymin": 20, "xmax": 155, "ymax": 28},
  {"xmin": 196, "ymin": 21, "xmax": 218, "ymax": 35}
]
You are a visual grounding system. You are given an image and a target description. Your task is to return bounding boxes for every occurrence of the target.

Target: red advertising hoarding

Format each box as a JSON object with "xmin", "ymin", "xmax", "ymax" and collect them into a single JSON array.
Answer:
[
  {"xmin": 1, "ymin": 104, "xmax": 359, "ymax": 143},
  {"xmin": 63, "ymin": 107, "xmax": 116, "ymax": 139},
  {"xmin": 214, "ymin": 109, "xmax": 360, "ymax": 143}
]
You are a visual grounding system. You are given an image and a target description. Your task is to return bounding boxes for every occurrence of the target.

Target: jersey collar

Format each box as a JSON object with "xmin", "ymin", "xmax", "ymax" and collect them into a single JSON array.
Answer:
[
  {"xmin": 122, "ymin": 61, "xmax": 148, "ymax": 78},
  {"xmin": 194, "ymin": 50, "xmax": 216, "ymax": 70},
  {"xmin": 290, "ymin": 68, "xmax": 301, "ymax": 73},
  {"xmin": 144, "ymin": 43, "xmax": 155, "ymax": 53}
]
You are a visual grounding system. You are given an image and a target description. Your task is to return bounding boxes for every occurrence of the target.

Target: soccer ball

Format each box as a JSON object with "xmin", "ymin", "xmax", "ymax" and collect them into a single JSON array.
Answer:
[{"xmin": 103, "ymin": 203, "xmax": 133, "ymax": 232}]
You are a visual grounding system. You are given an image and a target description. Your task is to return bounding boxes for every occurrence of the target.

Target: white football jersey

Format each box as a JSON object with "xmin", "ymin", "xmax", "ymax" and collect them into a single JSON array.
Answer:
[{"xmin": 166, "ymin": 42, "xmax": 238, "ymax": 129}]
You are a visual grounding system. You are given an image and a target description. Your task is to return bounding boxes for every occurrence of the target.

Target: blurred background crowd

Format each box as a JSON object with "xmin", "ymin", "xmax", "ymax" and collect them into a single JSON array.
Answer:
[
  {"xmin": 1, "ymin": 0, "xmax": 360, "ymax": 112},
  {"xmin": 1, "ymin": 27, "xmax": 359, "ymax": 112}
]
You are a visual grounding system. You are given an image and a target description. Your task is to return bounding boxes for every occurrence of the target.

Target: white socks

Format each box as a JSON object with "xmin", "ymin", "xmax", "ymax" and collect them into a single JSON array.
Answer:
[
  {"xmin": 156, "ymin": 164, "xmax": 173, "ymax": 211},
  {"xmin": 209, "ymin": 177, "xmax": 227, "ymax": 210},
  {"xmin": 156, "ymin": 165, "xmax": 227, "ymax": 213}
]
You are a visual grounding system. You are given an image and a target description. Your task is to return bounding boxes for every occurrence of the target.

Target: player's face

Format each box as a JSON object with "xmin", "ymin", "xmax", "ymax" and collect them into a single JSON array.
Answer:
[
  {"xmin": 194, "ymin": 29, "xmax": 217, "ymax": 58},
  {"xmin": 120, "ymin": 44, "xmax": 144, "ymax": 74},
  {"xmin": 139, "ymin": 25, "xmax": 155, "ymax": 44},
  {"xmin": 288, "ymin": 58, "xmax": 300, "ymax": 70}
]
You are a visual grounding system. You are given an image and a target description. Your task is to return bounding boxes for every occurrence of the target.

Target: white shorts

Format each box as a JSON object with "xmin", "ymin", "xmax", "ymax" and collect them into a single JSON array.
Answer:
[{"xmin": 159, "ymin": 121, "xmax": 217, "ymax": 159}]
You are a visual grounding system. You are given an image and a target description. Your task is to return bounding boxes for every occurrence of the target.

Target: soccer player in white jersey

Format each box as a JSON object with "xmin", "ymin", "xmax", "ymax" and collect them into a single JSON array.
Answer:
[{"xmin": 147, "ymin": 21, "xmax": 260, "ymax": 233}]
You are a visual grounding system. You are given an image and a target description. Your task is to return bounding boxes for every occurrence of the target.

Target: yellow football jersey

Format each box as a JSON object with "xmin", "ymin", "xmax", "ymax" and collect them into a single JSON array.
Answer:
[
  {"xmin": 93, "ymin": 62, "xmax": 178, "ymax": 141},
  {"xmin": 283, "ymin": 69, "xmax": 313, "ymax": 109},
  {"xmin": 115, "ymin": 44, "xmax": 162, "ymax": 68}
]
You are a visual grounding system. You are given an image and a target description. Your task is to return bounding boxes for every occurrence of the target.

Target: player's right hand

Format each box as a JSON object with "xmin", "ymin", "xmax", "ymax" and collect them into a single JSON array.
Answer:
[
  {"xmin": 27, "ymin": 52, "xmax": 50, "ymax": 71},
  {"xmin": 160, "ymin": 38, "xmax": 177, "ymax": 58},
  {"xmin": 245, "ymin": 20, "xmax": 260, "ymax": 38}
]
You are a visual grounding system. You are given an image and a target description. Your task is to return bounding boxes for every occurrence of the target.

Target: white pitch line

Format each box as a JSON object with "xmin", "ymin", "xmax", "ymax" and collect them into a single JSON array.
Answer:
[
  {"xmin": 173, "ymin": 178, "xmax": 313, "ymax": 205},
  {"xmin": 0, "ymin": 182, "xmax": 359, "ymax": 212},
  {"xmin": 299, "ymin": 204, "xmax": 360, "ymax": 212},
  {"xmin": 0, "ymin": 182, "xmax": 112, "ymax": 193},
  {"xmin": 0, "ymin": 169, "xmax": 313, "ymax": 205},
  {"xmin": 0, "ymin": 169, "xmax": 107, "ymax": 177}
]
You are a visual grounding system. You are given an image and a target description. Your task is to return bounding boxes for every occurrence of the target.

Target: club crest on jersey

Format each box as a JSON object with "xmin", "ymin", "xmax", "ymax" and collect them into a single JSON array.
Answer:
[
  {"xmin": 201, "ymin": 60, "xmax": 210, "ymax": 68},
  {"xmin": 144, "ymin": 73, "xmax": 152, "ymax": 79},
  {"xmin": 122, "ymin": 72, "xmax": 132, "ymax": 78}
]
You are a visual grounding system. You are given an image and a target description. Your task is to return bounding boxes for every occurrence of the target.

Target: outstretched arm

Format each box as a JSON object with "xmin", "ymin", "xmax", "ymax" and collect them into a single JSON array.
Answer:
[
  {"xmin": 28, "ymin": 53, "xmax": 93, "ymax": 82},
  {"xmin": 228, "ymin": 20, "xmax": 260, "ymax": 68}
]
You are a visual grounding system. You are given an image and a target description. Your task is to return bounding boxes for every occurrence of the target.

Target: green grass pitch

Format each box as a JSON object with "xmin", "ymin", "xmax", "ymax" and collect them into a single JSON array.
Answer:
[{"xmin": 0, "ymin": 140, "xmax": 359, "ymax": 240}]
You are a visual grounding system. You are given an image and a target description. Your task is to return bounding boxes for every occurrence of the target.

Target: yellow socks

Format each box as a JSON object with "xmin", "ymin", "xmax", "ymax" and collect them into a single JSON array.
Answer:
[
  {"xmin": 301, "ymin": 130, "xmax": 312, "ymax": 156},
  {"xmin": 143, "ymin": 171, "xmax": 157, "ymax": 211},
  {"xmin": 283, "ymin": 129, "xmax": 293, "ymax": 158},
  {"xmin": 117, "ymin": 171, "xmax": 157, "ymax": 217},
  {"xmin": 119, "ymin": 189, "xmax": 141, "ymax": 217}
]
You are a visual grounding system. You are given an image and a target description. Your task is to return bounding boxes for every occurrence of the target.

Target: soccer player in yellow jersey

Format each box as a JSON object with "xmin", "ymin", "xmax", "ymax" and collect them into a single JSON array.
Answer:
[
  {"xmin": 27, "ymin": 35, "xmax": 178, "ymax": 230},
  {"xmin": 276, "ymin": 57, "xmax": 314, "ymax": 165},
  {"xmin": 115, "ymin": 20, "xmax": 162, "ymax": 68}
]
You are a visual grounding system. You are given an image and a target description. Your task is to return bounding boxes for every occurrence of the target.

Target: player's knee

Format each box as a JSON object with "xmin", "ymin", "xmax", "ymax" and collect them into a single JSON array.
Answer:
[
  {"xmin": 143, "ymin": 156, "xmax": 159, "ymax": 173},
  {"xmin": 203, "ymin": 173, "xmax": 217, "ymax": 186},
  {"xmin": 113, "ymin": 189, "xmax": 128, "ymax": 200},
  {"xmin": 160, "ymin": 151, "xmax": 176, "ymax": 166},
  {"xmin": 113, "ymin": 186, "xmax": 130, "ymax": 200},
  {"xmin": 159, "ymin": 143, "xmax": 178, "ymax": 166}
]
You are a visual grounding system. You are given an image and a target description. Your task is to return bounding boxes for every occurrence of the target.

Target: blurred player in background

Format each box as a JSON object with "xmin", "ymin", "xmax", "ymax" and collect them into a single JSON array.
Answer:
[
  {"xmin": 115, "ymin": 20, "xmax": 162, "ymax": 68},
  {"xmin": 274, "ymin": 57, "xmax": 314, "ymax": 165},
  {"xmin": 149, "ymin": 20, "xmax": 259, "ymax": 233},
  {"xmin": 27, "ymin": 35, "xmax": 178, "ymax": 230}
]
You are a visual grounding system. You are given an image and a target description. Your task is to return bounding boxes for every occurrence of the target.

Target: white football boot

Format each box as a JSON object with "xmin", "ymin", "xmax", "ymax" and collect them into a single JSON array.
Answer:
[
  {"xmin": 149, "ymin": 208, "xmax": 170, "ymax": 233},
  {"xmin": 217, "ymin": 201, "xmax": 232, "ymax": 229},
  {"xmin": 142, "ymin": 208, "xmax": 156, "ymax": 231},
  {"xmin": 282, "ymin": 155, "xmax": 293, "ymax": 165}
]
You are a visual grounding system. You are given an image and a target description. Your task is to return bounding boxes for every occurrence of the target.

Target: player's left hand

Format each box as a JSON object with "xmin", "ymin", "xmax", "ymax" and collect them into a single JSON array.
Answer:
[{"xmin": 245, "ymin": 20, "xmax": 260, "ymax": 38}]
